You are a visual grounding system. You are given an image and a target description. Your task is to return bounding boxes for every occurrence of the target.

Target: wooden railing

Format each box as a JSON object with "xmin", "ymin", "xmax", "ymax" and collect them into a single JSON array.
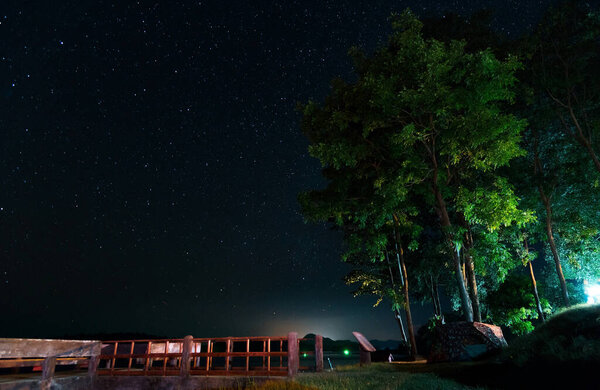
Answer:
[
  {"xmin": 0, "ymin": 332, "xmax": 323, "ymax": 383},
  {"xmin": 97, "ymin": 332, "xmax": 317, "ymax": 377},
  {"xmin": 0, "ymin": 338, "xmax": 101, "ymax": 390}
]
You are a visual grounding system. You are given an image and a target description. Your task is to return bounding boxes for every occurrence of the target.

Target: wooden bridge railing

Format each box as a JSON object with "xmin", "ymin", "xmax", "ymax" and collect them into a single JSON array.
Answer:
[
  {"xmin": 0, "ymin": 338, "xmax": 101, "ymax": 390},
  {"xmin": 97, "ymin": 332, "xmax": 320, "ymax": 377},
  {"xmin": 0, "ymin": 332, "xmax": 323, "ymax": 383}
]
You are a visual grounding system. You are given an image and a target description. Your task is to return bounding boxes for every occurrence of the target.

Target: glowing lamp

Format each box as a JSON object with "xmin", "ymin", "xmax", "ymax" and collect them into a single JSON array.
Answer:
[
  {"xmin": 303, "ymin": 353, "xmax": 307, "ymax": 358},
  {"xmin": 584, "ymin": 280, "xmax": 600, "ymax": 304},
  {"xmin": 343, "ymin": 349, "xmax": 350, "ymax": 356}
]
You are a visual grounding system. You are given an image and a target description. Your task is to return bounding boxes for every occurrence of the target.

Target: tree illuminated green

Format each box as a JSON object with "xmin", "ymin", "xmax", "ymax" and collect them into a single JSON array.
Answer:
[{"xmin": 301, "ymin": 10, "xmax": 527, "ymax": 322}]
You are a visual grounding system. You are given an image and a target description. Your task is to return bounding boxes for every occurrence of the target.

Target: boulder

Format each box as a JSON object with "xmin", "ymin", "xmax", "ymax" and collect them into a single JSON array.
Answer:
[{"xmin": 428, "ymin": 322, "xmax": 507, "ymax": 362}]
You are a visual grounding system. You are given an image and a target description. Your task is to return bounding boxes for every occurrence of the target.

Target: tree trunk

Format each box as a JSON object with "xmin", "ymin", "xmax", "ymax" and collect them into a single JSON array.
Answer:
[
  {"xmin": 398, "ymin": 243, "xmax": 418, "ymax": 360},
  {"xmin": 523, "ymin": 240, "xmax": 545, "ymax": 322},
  {"xmin": 464, "ymin": 254, "xmax": 482, "ymax": 322},
  {"xmin": 430, "ymin": 275, "xmax": 441, "ymax": 317},
  {"xmin": 564, "ymin": 102, "xmax": 600, "ymax": 174},
  {"xmin": 533, "ymin": 129, "xmax": 570, "ymax": 307},
  {"xmin": 386, "ymin": 251, "xmax": 407, "ymax": 342},
  {"xmin": 393, "ymin": 310, "xmax": 408, "ymax": 343},
  {"xmin": 529, "ymin": 261, "xmax": 545, "ymax": 322},
  {"xmin": 431, "ymin": 166, "xmax": 473, "ymax": 322},
  {"xmin": 539, "ymin": 187, "xmax": 570, "ymax": 307},
  {"xmin": 463, "ymin": 229, "xmax": 481, "ymax": 322},
  {"xmin": 432, "ymin": 278, "xmax": 443, "ymax": 321},
  {"xmin": 393, "ymin": 214, "xmax": 418, "ymax": 360}
]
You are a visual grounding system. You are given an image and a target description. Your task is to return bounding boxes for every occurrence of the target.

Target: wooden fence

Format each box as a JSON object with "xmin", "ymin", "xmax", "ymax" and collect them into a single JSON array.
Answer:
[
  {"xmin": 0, "ymin": 333, "xmax": 322, "ymax": 384},
  {"xmin": 0, "ymin": 338, "xmax": 101, "ymax": 390},
  {"xmin": 97, "ymin": 332, "xmax": 322, "ymax": 377}
]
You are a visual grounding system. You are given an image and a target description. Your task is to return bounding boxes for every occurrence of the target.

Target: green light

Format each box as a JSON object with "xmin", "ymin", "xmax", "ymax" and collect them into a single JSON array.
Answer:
[
  {"xmin": 343, "ymin": 349, "xmax": 350, "ymax": 356},
  {"xmin": 303, "ymin": 353, "xmax": 307, "ymax": 357}
]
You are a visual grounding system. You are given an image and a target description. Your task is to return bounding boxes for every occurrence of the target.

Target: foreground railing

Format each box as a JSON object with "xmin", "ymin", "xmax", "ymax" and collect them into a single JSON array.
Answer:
[
  {"xmin": 0, "ymin": 338, "xmax": 100, "ymax": 390},
  {"xmin": 0, "ymin": 332, "xmax": 323, "ymax": 384}
]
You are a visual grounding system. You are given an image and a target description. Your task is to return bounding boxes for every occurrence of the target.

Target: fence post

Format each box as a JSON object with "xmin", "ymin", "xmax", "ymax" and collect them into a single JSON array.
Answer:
[
  {"xmin": 88, "ymin": 341, "xmax": 101, "ymax": 378},
  {"xmin": 180, "ymin": 335, "xmax": 193, "ymax": 377},
  {"xmin": 315, "ymin": 335, "xmax": 323, "ymax": 372},
  {"xmin": 287, "ymin": 332, "xmax": 298, "ymax": 377},
  {"xmin": 41, "ymin": 356, "xmax": 56, "ymax": 390}
]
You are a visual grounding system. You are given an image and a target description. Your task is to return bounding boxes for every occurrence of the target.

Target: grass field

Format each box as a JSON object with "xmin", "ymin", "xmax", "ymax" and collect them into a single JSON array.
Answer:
[
  {"xmin": 250, "ymin": 363, "xmax": 480, "ymax": 390},
  {"xmin": 246, "ymin": 305, "xmax": 600, "ymax": 390}
]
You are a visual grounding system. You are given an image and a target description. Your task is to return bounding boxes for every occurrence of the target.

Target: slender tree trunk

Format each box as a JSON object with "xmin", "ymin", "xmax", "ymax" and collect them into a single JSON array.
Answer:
[
  {"xmin": 393, "ymin": 310, "xmax": 408, "ymax": 343},
  {"xmin": 391, "ymin": 234, "xmax": 405, "ymax": 287},
  {"xmin": 399, "ymin": 243, "xmax": 418, "ymax": 360},
  {"xmin": 538, "ymin": 186, "xmax": 570, "ymax": 306},
  {"xmin": 564, "ymin": 102, "xmax": 600, "ymax": 174},
  {"xmin": 464, "ymin": 255, "xmax": 481, "ymax": 322},
  {"xmin": 393, "ymin": 214, "xmax": 418, "ymax": 360},
  {"xmin": 432, "ymin": 278, "xmax": 443, "ymax": 321},
  {"xmin": 430, "ymin": 275, "xmax": 441, "ymax": 317},
  {"xmin": 533, "ymin": 130, "xmax": 570, "ymax": 307},
  {"xmin": 431, "ymin": 165, "xmax": 473, "ymax": 322},
  {"xmin": 523, "ymin": 240, "xmax": 545, "ymax": 322},
  {"xmin": 386, "ymin": 251, "xmax": 407, "ymax": 342},
  {"xmin": 463, "ymin": 229, "xmax": 481, "ymax": 322},
  {"xmin": 529, "ymin": 261, "xmax": 545, "ymax": 322}
]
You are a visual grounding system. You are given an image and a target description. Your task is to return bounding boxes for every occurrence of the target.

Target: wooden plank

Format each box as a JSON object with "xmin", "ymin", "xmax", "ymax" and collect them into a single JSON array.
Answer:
[
  {"xmin": 162, "ymin": 341, "xmax": 168, "ymax": 376},
  {"xmin": 279, "ymin": 340, "xmax": 283, "ymax": 368},
  {"xmin": 41, "ymin": 357, "xmax": 56, "ymax": 390},
  {"xmin": 0, "ymin": 357, "xmax": 88, "ymax": 368},
  {"xmin": 267, "ymin": 338, "xmax": 271, "ymax": 372},
  {"xmin": 287, "ymin": 332, "xmax": 298, "ymax": 377},
  {"xmin": 245, "ymin": 339, "xmax": 250, "ymax": 372},
  {"xmin": 180, "ymin": 335, "xmax": 193, "ymax": 377},
  {"xmin": 144, "ymin": 341, "xmax": 152, "ymax": 375},
  {"xmin": 206, "ymin": 340, "xmax": 211, "ymax": 371},
  {"xmin": 315, "ymin": 335, "xmax": 323, "ymax": 372},
  {"xmin": 111, "ymin": 342, "xmax": 118, "ymax": 374},
  {"xmin": 352, "ymin": 332, "xmax": 376, "ymax": 352},
  {"xmin": 0, "ymin": 338, "xmax": 101, "ymax": 358},
  {"xmin": 88, "ymin": 354, "xmax": 99, "ymax": 377},
  {"xmin": 225, "ymin": 338, "xmax": 230, "ymax": 371},
  {"xmin": 193, "ymin": 341, "xmax": 201, "ymax": 368},
  {"xmin": 128, "ymin": 342, "xmax": 135, "ymax": 371}
]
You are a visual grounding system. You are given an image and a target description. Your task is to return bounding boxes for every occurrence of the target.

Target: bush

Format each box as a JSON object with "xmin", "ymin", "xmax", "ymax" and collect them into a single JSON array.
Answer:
[{"xmin": 501, "ymin": 303, "xmax": 600, "ymax": 366}]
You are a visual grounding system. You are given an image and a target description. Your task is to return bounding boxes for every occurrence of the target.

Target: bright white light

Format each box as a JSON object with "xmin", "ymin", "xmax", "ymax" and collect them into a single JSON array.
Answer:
[{"xmin": 584, "ymin": 282, "xmax": 600, "ymax": 304}]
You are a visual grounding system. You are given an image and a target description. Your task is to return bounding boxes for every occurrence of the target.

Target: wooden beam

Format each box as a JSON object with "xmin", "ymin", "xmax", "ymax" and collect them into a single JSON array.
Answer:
[
  {"xmin": 41, "ymin": 357, "xmax": 56, "ymax": 390},
  {"xmin": 315, "ymin": 335, "xmax": 323, "ymax": 372},
  {"xmin": 287, "ymin": 332, "xmax": 298, "ymax": 377},
  {"xmin": 0, "ymin": 338, "xmax": 101, "ymax": 358},
  {"xmin": 180, "ymin": 335, "xmax": 193, "ymax": 377}
]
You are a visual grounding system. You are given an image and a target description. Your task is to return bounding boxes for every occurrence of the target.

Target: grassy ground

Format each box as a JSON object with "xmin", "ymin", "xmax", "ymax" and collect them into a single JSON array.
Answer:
[
  {"xmin": 247, "ymin": 305, "xmax": 600, "ymax": 390},
  {"xmin": 249, "ymin": 363, "xmax": 480, "ymax": 390}
]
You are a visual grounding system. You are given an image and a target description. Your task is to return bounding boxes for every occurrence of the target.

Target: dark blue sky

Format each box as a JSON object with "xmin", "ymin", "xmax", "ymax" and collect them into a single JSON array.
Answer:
[{"xmin": 0, "ymin": 0, "xmax": 559, "ymax": 340}]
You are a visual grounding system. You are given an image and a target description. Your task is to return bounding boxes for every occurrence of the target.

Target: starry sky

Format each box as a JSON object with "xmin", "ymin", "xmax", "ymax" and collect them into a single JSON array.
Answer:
[{"xmin": 0, "ymin": 0, "xmax": 559, "ymax": 341}]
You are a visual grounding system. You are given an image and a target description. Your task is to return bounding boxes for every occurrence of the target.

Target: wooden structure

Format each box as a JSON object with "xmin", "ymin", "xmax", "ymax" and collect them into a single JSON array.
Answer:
[
  {"xmin": 352, "ymin": 332, "xmax": 376, "ymax": 365},
  {"xmin": 96, "ymin": 332, "xmax": 319, "ymax": 377},
  {"xmin": 0, "ymin": 338, "xmax": 101, "ymax": 390},
  {"xmin": 0, "ymin": 332, "xmax": 323, "ymax": 387}
]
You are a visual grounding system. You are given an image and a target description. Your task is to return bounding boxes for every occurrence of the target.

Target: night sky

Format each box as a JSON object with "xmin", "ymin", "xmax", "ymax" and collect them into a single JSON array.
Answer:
[{"xmin": 0, "ymin": 0, "xmax": 559, "ymax": 341}]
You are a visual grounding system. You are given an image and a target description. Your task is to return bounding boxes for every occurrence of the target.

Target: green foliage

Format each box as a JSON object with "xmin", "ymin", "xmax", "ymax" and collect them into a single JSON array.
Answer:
[
  {"xmin": 456, "ymin": 178, "xmax": 535, "ymax": 232},
  {"xmin": 300, "ymin": 8, "xmax": 528, "ymax": 322},
  {"xmin": 487, "ymin": 273, "xmax": 552, "ymax": 335},
  {"xmin": 501, "ymin": 304, "xmax": 600, "ymax": 366}
]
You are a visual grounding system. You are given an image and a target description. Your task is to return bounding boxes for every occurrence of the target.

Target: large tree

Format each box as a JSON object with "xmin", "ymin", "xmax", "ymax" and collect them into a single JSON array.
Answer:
[{"xmin": 301, "ymin": 10, "xmax": 527, "ymax": 322}]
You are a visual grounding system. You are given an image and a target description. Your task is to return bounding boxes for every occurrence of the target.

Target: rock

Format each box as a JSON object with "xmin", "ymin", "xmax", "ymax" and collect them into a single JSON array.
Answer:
[{"xmin": 428, "ymin": 322, "xmax": 507, "ymax": 363}]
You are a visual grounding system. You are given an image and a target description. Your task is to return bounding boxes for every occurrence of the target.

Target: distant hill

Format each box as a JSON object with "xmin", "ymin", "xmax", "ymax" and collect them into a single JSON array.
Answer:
[
  {"xmin": 369, "ymin": 339, "xmax": 404, "ymax": 350},
  {"xmin": 301, "ymin": 334, "xmax": 404, "ymax": 352}
]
